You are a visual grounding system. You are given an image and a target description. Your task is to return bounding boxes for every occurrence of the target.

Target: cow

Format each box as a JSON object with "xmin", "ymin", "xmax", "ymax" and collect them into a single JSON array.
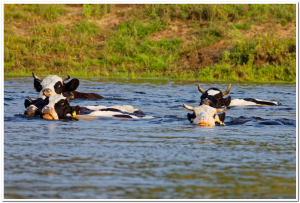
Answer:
[
  {"xmin": 198, "ymin": 83, "xmax": 232, "ymax": 108},
  {"xmin": 197, "ymin": 83, "xmax": 279, "ymax": 107},
  {"xmin": 32, "ymin": 94, "xmax": 149, "ymax": 120},
  {"xmin": 183, "ymin": 101, "xmax": 227, "ymax": 127},
  {"xmin": 186, "ymin": 98, "xmax": 226, "ymax": 125},
  {"xmin": 32, "ymin": 72, "xmax": 104, "ymax": 99},
  {"xmin": 24, "ymin": 96, "xmax": 49, "ymax": 116},
  {"xmin": 186, "ymin": 83, "xmax": 278, "ymax": 124}
]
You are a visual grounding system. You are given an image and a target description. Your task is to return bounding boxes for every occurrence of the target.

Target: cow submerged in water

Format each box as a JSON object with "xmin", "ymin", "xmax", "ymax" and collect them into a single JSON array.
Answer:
[
  {"xmin": 25, "ymin": 72, "xmax": 104, "ymax": 115},
  {"xmin": 197, "ymin": 83, "xmax": 279, "ymax": 108},
  {"xmin": 24, "ymin": 96, "xmax": 49, "ymax": 116},
  {"xmin": 186, "ymin": 83, "xmax": 279, "ymax": 125},
  {"xmin": 183, "ymin": 99, "xmax": 227, "ymax": 127},
  {"xmin": 24, "ymin": 94, "xmax": 151, "ymax": 120}
]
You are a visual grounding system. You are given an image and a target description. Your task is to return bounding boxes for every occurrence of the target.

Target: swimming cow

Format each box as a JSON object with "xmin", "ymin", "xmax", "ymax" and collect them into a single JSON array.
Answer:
[
  {"xmin": 26, "ymin": 72, "xmax": 104, "ymax": 115},
  {"xmin": 32, "ymin": 72, "xmax": 104, "ymax": 99},
  {"xmin": 28, "ymin": 94, "xmax": 148, "ymax": 120},
  {"xmin": 198, "ymin": 84, "xmax": 232, "ymax": 108},
  {"xmin": 24, "ymin": 96, "xmax": 49, "ymax": 116},
  {"xmin": 197, "ymin": 83, "xmax": 279, "ymax": 107},
  {"xmin": 41, "ymin": 94, "xmax": 76, "ymax": 120},
  {"xmin": 183, "ymin": 102, "xmax": 226, "ymax": 126},
  {"xmin": 186, "ymin": 83, "xmax": 279, "ymax": 125}
]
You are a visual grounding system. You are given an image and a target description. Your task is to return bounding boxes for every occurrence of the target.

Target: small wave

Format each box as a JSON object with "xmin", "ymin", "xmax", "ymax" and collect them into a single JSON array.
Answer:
[
  {"xmin": 105, "ymin": 97, "xmax": 135, "ymax": 101},
  {"xmin": 225, "ymin": 116, "xmax": 296, "ymax": 126},
  {"xmin": 275, "ymin": 118, "xmax": 296, "ymax": 126}
]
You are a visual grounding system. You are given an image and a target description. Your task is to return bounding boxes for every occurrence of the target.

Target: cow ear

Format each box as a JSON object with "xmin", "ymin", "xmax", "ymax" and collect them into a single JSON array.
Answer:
[
  {"xmin": 217, "ymin": 112, "xmax": 226, "ymax": 122},
  {"xmin": 187, "ymin": 112, "xmax": 196, "ymax": 123},
  {"xmin": 33, "ymin": 79, "xmax": 42, "ymax": 92},
  {"xmin": 24, "ymin": 99, "xmax": 31, "ymax": 108},
  {"xmin": 224, "ymin": 96, "xmax": 231, "ymax": 106},
  {"xmin": 63, "ymin": 79, "xmax": 79, "ymax": 91},
  {"xmin": 43, "ymin": 97, "xmax": 50, "ymax": 106}
]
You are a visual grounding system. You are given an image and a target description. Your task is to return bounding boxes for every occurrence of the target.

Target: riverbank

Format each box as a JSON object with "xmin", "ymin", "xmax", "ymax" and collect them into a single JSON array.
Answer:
[{"xmin": 4, "ymin": 4, "xmax": 296, "ymax": 83}]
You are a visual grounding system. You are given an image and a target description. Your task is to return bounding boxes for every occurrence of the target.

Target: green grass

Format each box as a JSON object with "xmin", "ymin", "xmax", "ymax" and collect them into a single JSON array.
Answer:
[
  {"xmin": 5, "ymin": 4, "xmax": 66, "ymax": 22},
  {"xmin": 82, "ymin": 4, "xmax": 111, "ymax": 19},
  {"xmin": 4, "ymin": 4, "xmax": 296, "ymax": 83},
  {"xmin": 197, "ymin": 61, "xmax": 296, "ymax": 83},
  {"xmin": 233, "ymin": 21, "xmax": 253, "ymax": 29},
  {"xmin": 280, "ymin": 19, "xmax": 287, "ymax": 26}
]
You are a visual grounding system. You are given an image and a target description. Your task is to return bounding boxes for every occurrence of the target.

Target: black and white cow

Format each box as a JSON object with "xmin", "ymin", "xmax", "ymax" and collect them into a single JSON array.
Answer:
[
  {"xmin": 30, "ymin": 94, "xmax": 149, "ymax": 120},
  {"xmin": 184, "ymin": 84, "xmax": 231, "ymax": 125},
  {"xmin": 26, "ymin": 72, "xmax": 104, "ymax": 115},
  {"xmin": 198, "ymin": 84, "xmax": 232, "ymax": 108},
  {"xmin": 186, "ymin": 83, "xmax": 278, "ymax": 124},
  {"xmin": 24, "ymin": 96, "xmax": 49, "ymax": 116},
  {"xmin": 32, "ymin": 72, "xmax": 104, "ymax": 99},
  {"xmin": 197, "ymin": 83, "xmax": 278, "ymax": 108}
]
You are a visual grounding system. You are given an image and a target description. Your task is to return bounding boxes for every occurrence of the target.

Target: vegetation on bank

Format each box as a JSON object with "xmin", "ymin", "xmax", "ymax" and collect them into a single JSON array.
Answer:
[{"xmin": 4, "ymin": 4, "xmax": 296, "ymax": 82}]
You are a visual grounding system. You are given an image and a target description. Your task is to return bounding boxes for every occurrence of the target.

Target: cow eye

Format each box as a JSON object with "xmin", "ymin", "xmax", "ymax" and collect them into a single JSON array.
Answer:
[{"xmin": 61, "ymin": 102, "xmax": 64, "ymax": 106}]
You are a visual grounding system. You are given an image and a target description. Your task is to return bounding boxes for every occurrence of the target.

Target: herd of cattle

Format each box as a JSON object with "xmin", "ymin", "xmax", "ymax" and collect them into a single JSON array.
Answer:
[{"xmin": 24, "ymin": 72, "xmax": 279, "ymax": 127}]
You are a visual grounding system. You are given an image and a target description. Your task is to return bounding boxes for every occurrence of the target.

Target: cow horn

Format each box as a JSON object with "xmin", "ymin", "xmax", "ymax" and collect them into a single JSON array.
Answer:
[
  {"xmin": 62, "ymin": 74, "xmax": 71, "ymax": 82},
  {"xmin": 66, "ymin": 93, "xmax": 75, "ymax": 102},
  {"xmin": 183, "ymin": 103, "xmax": 194, "ymax": 111},
  {"xmin": 32, "ymin": 71, "xmax": 43, "ymax": 82},
  {"xmin": 222, "ymin": 84, "xmax": 231, "ymax": 96},
  {"xmin": 216, "ymin": 107, "xmax": 226, "ymax": 113},
  {"xmin": 198, "ymin": 84, "xmax": 206, "ymax": 94},
  {"xmin": 28, "ymin": 97, "xmax": 37, "ymax": 101}
]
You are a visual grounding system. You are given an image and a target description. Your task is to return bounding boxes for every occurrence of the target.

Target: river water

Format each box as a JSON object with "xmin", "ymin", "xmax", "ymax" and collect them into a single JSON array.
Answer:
[{"xmin": 4, "ymin": 76, "xmax": 297, "ymax": 199}]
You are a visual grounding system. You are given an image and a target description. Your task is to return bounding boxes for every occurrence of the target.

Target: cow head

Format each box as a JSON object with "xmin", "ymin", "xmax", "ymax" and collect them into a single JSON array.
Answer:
[
  {"xmin": 198, "ymin": 83, "xmax": 232, "ymax": 108},
  {"xmin": 24, "ymin": 96, "xmax": 49, "ymax": 116},
  {"xmin": 183, "ymin": 102, "xmax": 226, "ymax": 126},
  {"xmin": 32, "ymin": 72, "xmax": 80, "ymax": 98},
  {"xmin": 41, "ymin": 93, "xmax": 79, "ymax": 120}
]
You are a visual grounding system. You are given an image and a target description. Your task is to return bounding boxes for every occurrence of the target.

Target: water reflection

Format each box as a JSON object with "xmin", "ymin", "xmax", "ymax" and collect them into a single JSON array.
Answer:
[{"xmin": 44, "ymin": 122, "xmax": 58, "ymax": 131}]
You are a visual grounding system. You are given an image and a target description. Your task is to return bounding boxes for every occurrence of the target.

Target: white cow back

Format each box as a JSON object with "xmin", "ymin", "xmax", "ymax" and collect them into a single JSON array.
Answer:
[
  {"xmin": 84, "ymin": 105, "xmax": 140, "ymax": 114},
  {"xmin": 230, "ymin": 99, "xmax": 278, "ymax": 106}
]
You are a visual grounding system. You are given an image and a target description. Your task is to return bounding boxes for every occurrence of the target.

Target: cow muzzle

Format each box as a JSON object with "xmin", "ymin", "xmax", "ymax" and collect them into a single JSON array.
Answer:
[
  {"xmin": 42, "ymin": 88, "xmax": 54, "ymax": 97},
  {"xmin": 195, "ymin": 116, "xmax": 212, "ymax": 126},
  {"xmin": 200, "ymin": 98, "xmax": 212, "ymax": 106},
  {"xmin": 42, "ymin": 106, "xmax": 59, "ymax": 120},
  {"xmin": 26, "ymin": 105, "xmax": 38, "ymax": 116}
]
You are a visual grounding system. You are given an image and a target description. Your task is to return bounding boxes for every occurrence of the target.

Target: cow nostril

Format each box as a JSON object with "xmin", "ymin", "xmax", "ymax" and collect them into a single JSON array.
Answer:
[
  {"xmin": 44, "ymin": 88, "xmax": 51, "ymax": 93},
  {"xmin": 43, "ymin": 88, "xmax": 53, "ymax": 96},
  {"xmin": 199, "ymin": 116, "xmax": 207, "ymax": 121},
  {"xmin": 42, "ymin": 106, "xmax": 52, "ymax": 114},
  {"xmin": 26, "ymin": 106, "xmax": 37, "ymax": 115},
  {"xmin": 28, "ymin": 106, "xmax": 37, "ymax": 111}
]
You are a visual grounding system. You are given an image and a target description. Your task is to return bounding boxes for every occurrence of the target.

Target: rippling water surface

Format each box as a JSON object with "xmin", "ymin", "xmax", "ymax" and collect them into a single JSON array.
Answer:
[{"xmin": 4, "ymin": 77, "xmax": 296, "ymax": 199}]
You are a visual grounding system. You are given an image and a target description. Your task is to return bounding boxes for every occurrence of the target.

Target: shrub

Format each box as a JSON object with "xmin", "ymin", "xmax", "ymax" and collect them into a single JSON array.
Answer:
[
  {"xmin": 280, "ymin": 19, "xmax": 287, "ymax": 26},
  {"xmin": 233, "ymin": 21, "xmax": 252, "ymax": 29}
]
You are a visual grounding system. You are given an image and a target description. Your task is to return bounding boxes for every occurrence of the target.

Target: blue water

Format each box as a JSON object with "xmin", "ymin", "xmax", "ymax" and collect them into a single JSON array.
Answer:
[{"xmin": 4, "ymin": 77, "xmax": 296, "ymax": 199}]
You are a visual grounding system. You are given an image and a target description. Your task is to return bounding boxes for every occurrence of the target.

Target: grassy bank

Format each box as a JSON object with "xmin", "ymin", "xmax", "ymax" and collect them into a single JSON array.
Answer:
[{"xmin": 4, "ymin": 4, "xmax": 296, "ymax": 82}]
